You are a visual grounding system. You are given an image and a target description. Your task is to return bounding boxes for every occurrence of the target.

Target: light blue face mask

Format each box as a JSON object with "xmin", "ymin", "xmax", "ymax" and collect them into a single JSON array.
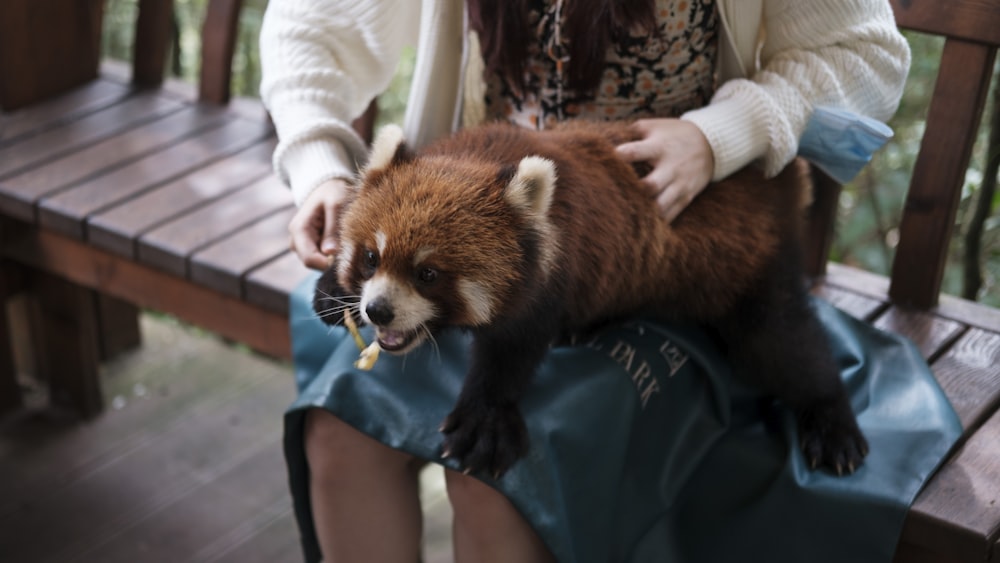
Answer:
[{"xmin": 797, "ymin": 106, "xmax": 894, "ymax": 184}]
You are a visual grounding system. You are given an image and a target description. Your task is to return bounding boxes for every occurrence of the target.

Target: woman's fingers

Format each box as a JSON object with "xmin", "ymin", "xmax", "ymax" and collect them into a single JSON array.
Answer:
[
  {"xmin": 288, "ymin": 179, "xmax": 351, "ymax": 270},
  {"xmin": 615, "ymin": 118, "xmax": 714, "ymax": 222}
]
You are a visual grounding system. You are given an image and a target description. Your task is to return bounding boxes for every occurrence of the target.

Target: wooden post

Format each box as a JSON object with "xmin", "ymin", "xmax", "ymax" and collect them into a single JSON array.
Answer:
[
  {"xmin": 199, "ymin": 0, "xmax": 244, "ymax": 104},
  {"xmin": 0, "ymin": 260, "xmax": 24, "ymax": 414},
  {"xmin": 133, "ymin": 0, "xmax": 175, "ymax": 88},
  {"xmin": 28, "ymin": 272, "xmax": 105, "ymax": 417},
  {"xmin": 96, "ymin": 295, "xmax": 142, "ymax": 361},
  {"xmin": 0, "ymin": 0, "xmax": 105, "ymax": 110}
]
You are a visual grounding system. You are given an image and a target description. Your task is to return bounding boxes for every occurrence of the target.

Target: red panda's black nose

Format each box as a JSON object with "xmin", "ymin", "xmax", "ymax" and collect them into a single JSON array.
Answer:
[{"xmin": 365, "ymin": 298, "xmax": 395, "ymax": 326}]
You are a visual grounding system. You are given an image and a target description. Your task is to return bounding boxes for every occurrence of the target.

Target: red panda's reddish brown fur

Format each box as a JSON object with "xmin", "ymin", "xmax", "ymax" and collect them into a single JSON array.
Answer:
[
  {"xmin": 342, "ymin": 120, "xmax": 808, "ymax": 329},
  {"xmin": 316, "ymin": 120, "xmax": 865, "ymax": 479}
]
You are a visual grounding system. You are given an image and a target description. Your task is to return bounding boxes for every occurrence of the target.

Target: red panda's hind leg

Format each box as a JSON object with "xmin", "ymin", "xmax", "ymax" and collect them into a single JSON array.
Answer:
[{"xmin": 712, "ymin": 240, "xmax": 869, "ymax": 475}]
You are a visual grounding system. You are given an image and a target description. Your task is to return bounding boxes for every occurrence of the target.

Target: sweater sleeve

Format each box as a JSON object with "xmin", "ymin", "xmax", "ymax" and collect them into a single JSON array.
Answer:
[
  {"xmin": 259, "ymin": 0, "xmax": 420, "ymax": 205},
  {"xmin": 682, "ymin": 0, "xmax": 911, "ymax": 180}
]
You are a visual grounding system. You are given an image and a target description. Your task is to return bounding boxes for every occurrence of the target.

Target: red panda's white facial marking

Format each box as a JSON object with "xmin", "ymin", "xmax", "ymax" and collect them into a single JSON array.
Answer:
[
  {"xmin": 375, "ymin": 230, "xmax": 388, "ymax": 254},
  {"xmin": 456, "ymin": 278, "xmax": 495, "ymax": 325},
  {"xmin": 413, "ymin": 246, "xmax": 437, "ymax": 266},
  {"xmin": 336, "ymin": 239, "xmax": 355, "ymax": 283},
  {"xmin": 360, "ymin": 272, "xmax": 437, "ymax": 353}
]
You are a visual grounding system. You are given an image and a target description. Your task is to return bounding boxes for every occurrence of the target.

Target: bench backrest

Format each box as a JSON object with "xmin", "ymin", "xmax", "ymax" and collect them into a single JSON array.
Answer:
[
  {"xmin": 132, "ymin": 0, "xmax": 245, "ymax": 104},
  {"xmin": 885, "ymin": 0, "xmax": 1000, "ymax": 309}
]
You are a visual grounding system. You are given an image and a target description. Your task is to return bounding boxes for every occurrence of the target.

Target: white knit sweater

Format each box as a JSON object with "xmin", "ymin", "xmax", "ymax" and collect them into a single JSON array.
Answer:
[{"xmin": 260, "ymin": 0, "xmax": 911, "ymax": 206}]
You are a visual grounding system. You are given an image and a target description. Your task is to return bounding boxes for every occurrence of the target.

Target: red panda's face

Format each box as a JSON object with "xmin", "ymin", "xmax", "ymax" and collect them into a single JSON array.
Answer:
[{"xmin": 327, "ymin": 125, "xmax": 558, "ymax": 355}]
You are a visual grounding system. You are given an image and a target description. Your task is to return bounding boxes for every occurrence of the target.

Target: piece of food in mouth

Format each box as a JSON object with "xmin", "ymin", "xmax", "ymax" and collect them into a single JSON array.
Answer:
[
  {"xmin": 343, "ymin": 310, "xmax": 380, "ymax": 370},
  {"xmin": 355, "ymin": 341, "xmax": 381, "ymax": 371}
]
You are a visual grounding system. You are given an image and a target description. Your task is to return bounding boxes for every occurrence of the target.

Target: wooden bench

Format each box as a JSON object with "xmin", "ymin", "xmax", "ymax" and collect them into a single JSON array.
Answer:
[{"xmin": 0, "ymin": 0, "xmax": 998, "ymax": 561}]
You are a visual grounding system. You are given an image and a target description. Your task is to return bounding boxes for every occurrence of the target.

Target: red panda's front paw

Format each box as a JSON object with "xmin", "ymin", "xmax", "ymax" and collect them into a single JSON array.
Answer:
[{"xmin": 439, "ymin": 402, "xmax": 529, "ymax": 479}]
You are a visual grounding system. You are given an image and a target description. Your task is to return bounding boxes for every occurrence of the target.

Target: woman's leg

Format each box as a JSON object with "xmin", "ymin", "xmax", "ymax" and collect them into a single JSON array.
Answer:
[
  {"xmin": 445, "ymin": 469, "xmax": 555, "ymax": 563},
  {"xmin": 304, "ymin": 408, "xmax": 424, "ymax": 562}
]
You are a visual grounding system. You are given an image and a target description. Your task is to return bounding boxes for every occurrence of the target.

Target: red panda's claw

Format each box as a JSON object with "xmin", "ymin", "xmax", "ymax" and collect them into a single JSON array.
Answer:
[
  {"xmin": 798, "ymin": 400, "xmax": 869, "ymax": 477},
  {"xmin": 438, "ymin": 401, "xmax": 529, "ymax": 480}
]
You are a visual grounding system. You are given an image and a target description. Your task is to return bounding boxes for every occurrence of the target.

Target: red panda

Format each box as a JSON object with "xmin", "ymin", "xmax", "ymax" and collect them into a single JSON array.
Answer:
[{"xmin": 314, "ymin": 120, "xmax": 867, "ymax": 479}]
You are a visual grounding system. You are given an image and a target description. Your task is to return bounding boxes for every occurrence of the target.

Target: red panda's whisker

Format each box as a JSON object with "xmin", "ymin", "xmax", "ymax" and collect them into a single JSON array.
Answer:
[
  {"xmin": 419, "ymin": 323, "xmax": 441, "ymax": 365},
  {"xmin": 315, "ymin": 290, "xmax": 361, "ymax": 305},
  {"xmin": 312, "ymin": 303, "xmax": 358, "ymax": 321},
  {"xmin": 293, "ymin": 307, "xmax": 348, "ymax": 322}
]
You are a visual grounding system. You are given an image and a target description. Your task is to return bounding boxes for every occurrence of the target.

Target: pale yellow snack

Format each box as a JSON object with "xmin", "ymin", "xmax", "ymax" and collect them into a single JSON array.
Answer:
[
  {"xmin": 354, "ymin": 341, "xmax": 381, "ymax": 371},
  {"xmin": 343, "ymin": 310, "xmax": 380, "ymax": 370},
  {"xmin": 342, "ymin": 310, "xmax": 367, "ymax": 351}
]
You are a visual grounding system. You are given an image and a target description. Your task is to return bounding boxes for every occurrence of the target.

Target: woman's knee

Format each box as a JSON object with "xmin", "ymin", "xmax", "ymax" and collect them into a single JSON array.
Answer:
[
  {"xmin": 304, "ymin": 408, "xmax": 411, "ymax": 479},
  {"xmin": 444, "ymin": 468, "xmax": 511, "ymax": 516}
]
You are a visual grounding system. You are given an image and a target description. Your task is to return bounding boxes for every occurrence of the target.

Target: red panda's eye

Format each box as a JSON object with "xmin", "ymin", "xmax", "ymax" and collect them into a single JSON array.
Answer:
[
  {"xmin": 417, "ymin": 268, "xmax": 438, "ymax": 284},
  {"xmin": 364, "ymin": 250, "xmax": 379, "ymax": 269}
]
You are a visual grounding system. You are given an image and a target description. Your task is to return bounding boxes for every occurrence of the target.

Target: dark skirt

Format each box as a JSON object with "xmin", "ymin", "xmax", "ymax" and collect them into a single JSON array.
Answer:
[{"xmin": 284, "ymin": 272, "xmax": 960, "ymax": 563}]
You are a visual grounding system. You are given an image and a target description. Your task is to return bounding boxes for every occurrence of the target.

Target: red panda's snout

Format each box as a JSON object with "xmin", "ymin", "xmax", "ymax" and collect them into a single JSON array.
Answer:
[{"xmin": 359, "ymin": 272, "xmax": 438, "ymax": 354}]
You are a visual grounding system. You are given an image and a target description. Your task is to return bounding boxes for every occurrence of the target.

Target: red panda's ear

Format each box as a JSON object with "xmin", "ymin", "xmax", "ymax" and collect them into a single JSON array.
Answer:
[
  {"xmin": 504, "ymin": 156, "xmax": 556, "ymax": 219},
  {"xmin": 362, "ymin": 124, "xmax": 412, "ymax": 178}
]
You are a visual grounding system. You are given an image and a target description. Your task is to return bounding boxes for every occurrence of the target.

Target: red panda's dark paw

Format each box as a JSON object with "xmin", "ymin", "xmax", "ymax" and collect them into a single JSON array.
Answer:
[
  {"xmin": 797, "ymin": 399, "xmax": 870, "ymax": 476},
  {"xmin": 439, "ymin": 402, "xmax": 529, "ymax": 480}
]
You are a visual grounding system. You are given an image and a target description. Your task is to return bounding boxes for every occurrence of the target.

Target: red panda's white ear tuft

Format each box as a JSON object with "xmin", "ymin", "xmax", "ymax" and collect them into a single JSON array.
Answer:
[
  {"xmin": 504, "ymin": 156, "xmax": 556, "ymax": 218},
  {"xmin": 363, "ymin": 124, "xmax": 407, "ymax": 177}
]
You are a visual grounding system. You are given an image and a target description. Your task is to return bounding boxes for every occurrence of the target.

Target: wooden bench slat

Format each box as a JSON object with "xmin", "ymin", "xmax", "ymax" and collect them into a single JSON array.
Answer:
[
  {"xmin": 37, "ymin": 116, "xmax": 273, "ymax": 239},
  {"xmin": 902, "ymin": 405, "xmax": 1000, "ymax": 562},
  {"xmin": 927, "ymin": 328, "xmax": 1000, "ymax": 431},
  {"xmin": 0, "ymin": 79, "xmax": 129, "ymax": 145},
  {"xmin": 136, "ymin": 174, "xmax": 290, "ymax": 277},
  {"xmin": 245, "ymin": 252, "xmax": 312, "ymax": 316},
  {"xmin": 824, "ymin": 262, "xmax": 1000, "ymax": 334},
  {"xmin": 889, "ymin": 38, "xmax": 997, "ymax": 308},
  {"xmin": 872, "ymin": 308, "xmax": 966, "ymax": 363},
  {"xmin": 933, "ymin": 294, "xmax": 1000, "ymax": 336},
  {"xmin": 890, "ymin": 0, "xmax": 1000, "ymax": 45},
  {"xmin": 188, "ymin": 208, "xmax": 298, "ymax": 298},
  {"xmin": 1, "ymin": 223, "xmax": 292, "ymax": 359},
  {"xmin": 811, "ymin": 283, "xmax": 888, "ymax": 322},
  {"xmin": 0, "ymin": 105, "xmax": 230, "ymax": 222},
  {"xmin": 0, "ymin": 93, "xmax": 184, "ymax": 180},
  {"xmin": 86, "ymin": 140, "xmax": 276, "ymax": 259}
]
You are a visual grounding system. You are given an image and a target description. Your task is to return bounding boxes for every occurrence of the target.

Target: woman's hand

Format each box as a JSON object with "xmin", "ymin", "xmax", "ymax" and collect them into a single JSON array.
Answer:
[
  {"xmin": 615, "ymin": 118, "xmax": 715, "ymax": 223},
  {"xmin": 288, "ymin": 178, "xmax": 352, "ymax": 270}
]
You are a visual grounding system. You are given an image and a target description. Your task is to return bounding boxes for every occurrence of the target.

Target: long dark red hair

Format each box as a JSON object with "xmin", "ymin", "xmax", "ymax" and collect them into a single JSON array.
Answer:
[{"xmin": 467, "ymin": 0, "xmax": 658, "ymax": 95}]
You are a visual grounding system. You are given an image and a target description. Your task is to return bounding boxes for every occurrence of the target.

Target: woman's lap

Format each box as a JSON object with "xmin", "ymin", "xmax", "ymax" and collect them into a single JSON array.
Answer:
[{"xmin": 286, "ymin": 273, "xmax": 961, "ymax": 563}]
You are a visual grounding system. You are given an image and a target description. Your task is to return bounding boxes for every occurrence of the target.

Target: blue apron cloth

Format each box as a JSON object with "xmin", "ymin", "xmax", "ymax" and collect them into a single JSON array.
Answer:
[{"xmin": 284, "ymin": 272, "xmax": 960, "ymax": 562}]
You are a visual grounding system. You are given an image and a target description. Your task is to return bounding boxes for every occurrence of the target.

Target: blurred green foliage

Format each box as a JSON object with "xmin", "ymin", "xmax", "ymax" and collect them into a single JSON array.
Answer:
[{"xmin": 101, "ymin": 3, "xmax": 998, "ymax": 305}]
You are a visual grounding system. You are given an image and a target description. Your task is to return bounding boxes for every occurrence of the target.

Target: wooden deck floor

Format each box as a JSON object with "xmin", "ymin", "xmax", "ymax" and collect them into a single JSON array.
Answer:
[{"xmin": 0, "ymin": 312, "xmax": 453, "ymax": 563}]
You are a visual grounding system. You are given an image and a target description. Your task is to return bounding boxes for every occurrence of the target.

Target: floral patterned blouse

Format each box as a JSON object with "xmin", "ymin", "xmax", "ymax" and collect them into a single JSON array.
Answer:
[{"xmin": 483, "ymin": 0, "xmax": 719, "ymax": 130}]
